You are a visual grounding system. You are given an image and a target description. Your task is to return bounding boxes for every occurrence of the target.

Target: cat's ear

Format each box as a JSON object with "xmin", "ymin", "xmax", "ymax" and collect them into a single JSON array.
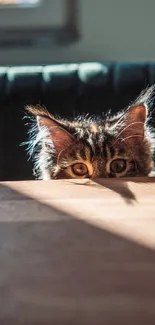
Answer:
[
  {"xmin": 121, "ymin": 104, "xmax": 147, "ymax": 142},
  {"xmin": 118, "ymin": 86, "xmax": 155, "ymax": 144},
  {"xmin": 26, "ymin": 106, "xmax": 74, "ymax": 154}
]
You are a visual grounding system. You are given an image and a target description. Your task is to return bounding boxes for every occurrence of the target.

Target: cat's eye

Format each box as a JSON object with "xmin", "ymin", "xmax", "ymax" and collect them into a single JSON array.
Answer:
[
  {"xmin": 110, "ymin": 159, "xmax": 126, "ymax": 174},
  {"xmin": 72, "ymin": 163, "xmax": 88, "ymax": 176}
]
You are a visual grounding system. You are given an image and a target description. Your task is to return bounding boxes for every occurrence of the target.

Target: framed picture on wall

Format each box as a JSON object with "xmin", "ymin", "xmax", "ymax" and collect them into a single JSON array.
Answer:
[{"xmin": 0, "ymin": 0, "xmax": 79, "ymax": 48}]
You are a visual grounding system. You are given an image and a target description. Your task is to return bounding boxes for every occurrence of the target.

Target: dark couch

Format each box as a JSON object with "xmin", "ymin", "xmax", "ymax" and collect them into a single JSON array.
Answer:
[{"xmin": 1, "ymin": 62, "xmax": 155, "ymax": 181}]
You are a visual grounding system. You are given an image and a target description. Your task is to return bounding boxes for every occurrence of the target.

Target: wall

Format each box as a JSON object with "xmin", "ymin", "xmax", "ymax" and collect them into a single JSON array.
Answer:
[{"xmin": 1, "ymin": 0, "xmax": 155, "ymax": 65}]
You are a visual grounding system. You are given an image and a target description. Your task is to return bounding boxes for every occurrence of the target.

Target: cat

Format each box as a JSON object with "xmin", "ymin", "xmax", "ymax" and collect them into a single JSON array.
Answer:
[{"xmin": 25, "ymin": 85, "xmax": 155, "ymax": 180}]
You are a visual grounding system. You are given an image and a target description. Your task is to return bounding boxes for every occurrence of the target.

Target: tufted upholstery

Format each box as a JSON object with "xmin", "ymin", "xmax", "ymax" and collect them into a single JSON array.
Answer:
[{"xmin": 1, "ymin": 62, "xmax": 155, "ymax": 181}]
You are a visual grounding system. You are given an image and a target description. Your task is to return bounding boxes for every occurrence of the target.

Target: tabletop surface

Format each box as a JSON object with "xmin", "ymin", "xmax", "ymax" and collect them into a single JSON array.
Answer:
[{"xmin": 0, "ymin": 178, "xmax": 155, "ymax": 325}]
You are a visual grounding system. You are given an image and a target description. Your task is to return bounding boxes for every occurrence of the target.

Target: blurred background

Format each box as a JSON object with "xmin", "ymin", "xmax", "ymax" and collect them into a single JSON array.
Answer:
[{"xmin": 0, "ymin": 0, "xmax": 155, "ymax": 65}]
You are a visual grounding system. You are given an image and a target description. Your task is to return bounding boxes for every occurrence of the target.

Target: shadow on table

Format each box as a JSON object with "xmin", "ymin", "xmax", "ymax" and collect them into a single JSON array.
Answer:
[
  {"xmin": 70, "ymin": 178, "xmax": 137, "ymax": 204},
  {"xmin": 0, "ymin": 182, "xmax": 155, "ymax": 325},
  {"xmin": 72, "ymin": 177, "xmax": 155, "ymax": 204},
  {"xmin": 93, "ymin": 178, "xmax": 137, "ymax": 204}
]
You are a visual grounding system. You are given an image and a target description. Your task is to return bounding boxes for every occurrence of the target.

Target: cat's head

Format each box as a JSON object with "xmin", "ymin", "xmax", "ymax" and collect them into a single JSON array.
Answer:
[{"xmin": 26, "ymin": 86, "xmax": 155, "ymax": 180}]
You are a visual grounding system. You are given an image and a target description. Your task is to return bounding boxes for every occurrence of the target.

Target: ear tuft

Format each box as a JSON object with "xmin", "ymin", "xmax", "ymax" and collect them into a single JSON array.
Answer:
[
  {"xmin": 26, "ymin": 105, "xmax": 56, "ymax": 120},
  {"xmin": 133, "ymin": 85, "xmax": 155, "ymax": 110}
]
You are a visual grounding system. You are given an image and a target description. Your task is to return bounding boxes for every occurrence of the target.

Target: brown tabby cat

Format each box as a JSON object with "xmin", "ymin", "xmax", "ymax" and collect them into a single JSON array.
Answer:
[{"xmin": 26, "ymin": 86, "xmax": 155, "ymax": 180}]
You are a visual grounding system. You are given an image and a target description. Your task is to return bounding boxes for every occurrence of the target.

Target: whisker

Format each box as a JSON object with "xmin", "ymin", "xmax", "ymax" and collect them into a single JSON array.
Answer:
[
  {"xmin": 120, "ymin": 135, "xmax": 143, "ymax": 142},
  {"xmin": 115, "ymin": 122, "xmax": 144, "ymax": 141},
  {"xmin": 111, "ymin": 111, "xmax": 127, "ymax": 127},
  {"xmin": 120, "ymin": 138, "xmax": 138, "ymax": 174},
  {"xmin": 112, "ymin": 134, "xmax": 143, "ymax": 147},
  {"xmin": 57, "ymin": 149, "xmax": 66, "ymax": 168}
]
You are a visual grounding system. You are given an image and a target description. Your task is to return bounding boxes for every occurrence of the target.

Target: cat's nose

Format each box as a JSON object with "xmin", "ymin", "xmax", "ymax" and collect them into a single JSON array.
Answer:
[
  {"xmin": 99, "ymin": 171, "xmax": 109, "ymax": 178},
  {"xmin": 91, "ymin": 170, "xmax": 109, "ymax": 178}
]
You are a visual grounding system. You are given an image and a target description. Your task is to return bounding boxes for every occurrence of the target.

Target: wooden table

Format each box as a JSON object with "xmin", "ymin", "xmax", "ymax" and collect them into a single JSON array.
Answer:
[{"xmin": 0, "ymin": 178, "xmax": 155, "ymax": 325}]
